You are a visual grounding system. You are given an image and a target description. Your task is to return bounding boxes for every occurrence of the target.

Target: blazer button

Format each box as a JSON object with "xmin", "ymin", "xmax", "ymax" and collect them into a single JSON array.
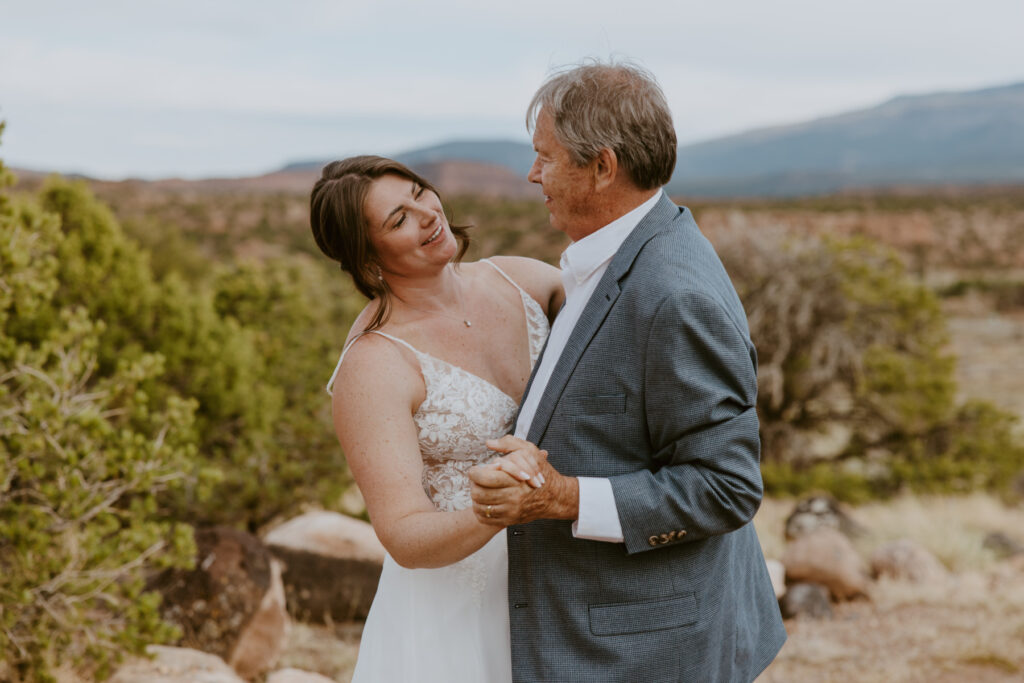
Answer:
[
  {"xmin": 678, "ymin": 530, "xmax": 687, "ymax": 538},
  {"xmin": 511, "ymin": 529, "xmax": 524, "ymax": 536},
  {"xmin": 648, "ymin": 535, "xmax": 659, "ymax": 547}
]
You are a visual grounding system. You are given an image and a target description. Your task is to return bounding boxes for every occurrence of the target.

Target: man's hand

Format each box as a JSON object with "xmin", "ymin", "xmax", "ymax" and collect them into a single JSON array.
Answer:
[{"xmin": 468, "ymin": 435, "xmax": 579, "ymax": 526}]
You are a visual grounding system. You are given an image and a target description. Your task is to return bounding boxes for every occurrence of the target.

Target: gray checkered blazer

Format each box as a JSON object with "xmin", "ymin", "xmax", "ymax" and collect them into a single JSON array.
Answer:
[{"xmin": 508, "ymin": 194, "xmax": 786, "ymax": 682}]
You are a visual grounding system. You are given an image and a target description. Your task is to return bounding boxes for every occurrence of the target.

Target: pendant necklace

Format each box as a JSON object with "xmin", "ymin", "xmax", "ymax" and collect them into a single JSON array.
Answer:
[{"xmin": 401, "ymin": 277, "xmax": 472, "ymax": 328}]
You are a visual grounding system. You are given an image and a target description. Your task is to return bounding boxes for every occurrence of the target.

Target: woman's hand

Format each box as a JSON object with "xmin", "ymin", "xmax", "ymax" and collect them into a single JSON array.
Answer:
[{"xmin": 487, "ymin": 443, "xmax": 548, "ymax": 489}]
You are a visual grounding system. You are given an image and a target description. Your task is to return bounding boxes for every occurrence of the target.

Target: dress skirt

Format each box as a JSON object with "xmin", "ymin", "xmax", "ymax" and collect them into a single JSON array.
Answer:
[{"xmin": 351, "ymin": 530, "xmax": 511, "ymax": 683}]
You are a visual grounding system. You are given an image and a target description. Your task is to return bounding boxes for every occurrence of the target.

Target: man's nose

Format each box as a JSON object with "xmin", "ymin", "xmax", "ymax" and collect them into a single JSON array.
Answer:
[{"xmin": 527, "ymin": 158, "xmax": 541, "ymax": 184}]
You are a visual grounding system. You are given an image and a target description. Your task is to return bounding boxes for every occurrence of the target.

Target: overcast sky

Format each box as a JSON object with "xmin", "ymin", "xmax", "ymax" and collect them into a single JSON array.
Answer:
[{"xmin": 2, "ymin": 0, "xmax": 1022, "ymax": 179}]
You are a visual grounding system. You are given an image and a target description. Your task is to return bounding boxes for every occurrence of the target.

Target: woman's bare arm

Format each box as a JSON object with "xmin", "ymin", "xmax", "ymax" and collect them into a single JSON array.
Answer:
[{"xmin": 332, "ymin": 335, "xmax": 508, "ymax": 568}]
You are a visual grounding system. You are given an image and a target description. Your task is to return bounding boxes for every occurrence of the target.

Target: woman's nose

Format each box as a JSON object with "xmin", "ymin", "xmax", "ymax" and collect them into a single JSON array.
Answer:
[{"xmin": 412, "ymin": 203, "xmax": 435, "ymax": 226}]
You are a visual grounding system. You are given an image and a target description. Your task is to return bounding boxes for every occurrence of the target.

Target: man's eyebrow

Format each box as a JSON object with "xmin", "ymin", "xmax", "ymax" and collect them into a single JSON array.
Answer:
[{"xmin": 381, "ymin": 181, "xmax": 418, "ymax": 229}]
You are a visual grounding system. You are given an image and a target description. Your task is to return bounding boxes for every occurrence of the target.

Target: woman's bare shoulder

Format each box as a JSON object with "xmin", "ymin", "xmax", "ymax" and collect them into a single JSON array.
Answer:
[
  {"xmin": 482, "ymin": 255, "xmax": 563, "ymax": 317},
  {"xmin": 330, "ymin": 330, "xmax": 421, "ymax": 406}
]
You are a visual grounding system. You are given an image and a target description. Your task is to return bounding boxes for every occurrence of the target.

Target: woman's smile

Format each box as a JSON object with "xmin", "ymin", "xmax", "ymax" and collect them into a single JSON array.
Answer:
[{"xmin": 421, "ymin": 221, "xmax": 445, "ymax": 246}]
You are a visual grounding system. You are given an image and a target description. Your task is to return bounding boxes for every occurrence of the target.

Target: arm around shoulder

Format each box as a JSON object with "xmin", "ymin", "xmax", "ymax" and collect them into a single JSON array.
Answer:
[{"xmin": 487, "ymin": 255, "xmax": 564, "ymax": 321}]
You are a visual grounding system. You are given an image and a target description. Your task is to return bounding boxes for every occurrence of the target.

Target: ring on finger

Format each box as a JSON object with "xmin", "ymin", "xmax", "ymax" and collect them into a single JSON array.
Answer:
[{"xmin": 486, "ymin": 504, "xmax": 493, "ymax": 519}]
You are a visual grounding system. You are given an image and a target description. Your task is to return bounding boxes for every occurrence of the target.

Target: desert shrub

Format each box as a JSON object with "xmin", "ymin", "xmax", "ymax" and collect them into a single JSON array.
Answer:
[
  {"xmin": 719, "ymin": 230, "xmax": 953, "ymax": 462},
  {"xmin": 447, "ymin": 195, "xmax": 567, "ymax": 264},
  {"xmin": 0, "ymin": 154, "xmax": 196, "ymax": 680},
  {"xmin": 938, "ymin": 278, "xmax": 1024, "ymax": 311},
  {"xmin": 718, "ymin": 228, "xmax": 1024, "ymax": 499},
  {"xmin": 25, "ymin": 177, "xmax": 357, "ymax": 529},
  {"xmin": 209, "ymin": 256, "xmax": 362, "ymax": 526}
]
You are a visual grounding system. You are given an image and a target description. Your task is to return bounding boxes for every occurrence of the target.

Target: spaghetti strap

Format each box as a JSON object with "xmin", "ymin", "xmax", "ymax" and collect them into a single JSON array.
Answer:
[
  {"xmin": 480, "ymin": 258, "xmax": 527, "ymax": 295},
  {"xmin": 326, "ymin": 331, "xmax": 423, "ymax": 395},
  {"xmin": 366, "ymin": 331, "xmax": 422, "ymax": 355}
]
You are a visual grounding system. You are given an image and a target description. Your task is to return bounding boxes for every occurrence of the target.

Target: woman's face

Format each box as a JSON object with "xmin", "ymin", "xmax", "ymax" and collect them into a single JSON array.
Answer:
[{"xmin": 363, "ymin": 173, "xmax": 456, "ymax": 277}]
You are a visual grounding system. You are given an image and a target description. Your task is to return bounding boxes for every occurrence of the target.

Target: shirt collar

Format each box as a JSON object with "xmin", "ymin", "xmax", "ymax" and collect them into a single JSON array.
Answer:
[{"xmin": 561, "ymin": 191, "xmax": 663, "ymax": 286}]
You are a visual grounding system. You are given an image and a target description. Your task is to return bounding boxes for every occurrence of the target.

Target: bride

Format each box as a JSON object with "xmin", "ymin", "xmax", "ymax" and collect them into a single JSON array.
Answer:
[{"xmin": 310, "ymin": 156, "xmax": 563, "ymax": 682}]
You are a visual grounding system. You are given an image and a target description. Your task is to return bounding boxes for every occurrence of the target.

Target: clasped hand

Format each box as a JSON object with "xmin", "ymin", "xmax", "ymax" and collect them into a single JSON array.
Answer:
[{"xmin": 468, "ymin": 435, "xmax": 575, "ymax": 527}]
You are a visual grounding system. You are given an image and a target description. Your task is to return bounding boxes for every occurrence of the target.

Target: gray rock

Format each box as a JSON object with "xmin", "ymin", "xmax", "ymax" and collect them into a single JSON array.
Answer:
[
  {"xmin": 264, "ymin": 510, "xmax": 385, "ymax": 623},
  {"xmin": 779, "ymin": 582, "xmax": 833, "ymax": 620},
  {"xmin": 148, "ymin": 527, "xmax": 287, "ymax": 678},
  {"xmin": 227, "ymin": 558, "xmax": 289, "ymax": 678},
  {"xmin": 267, "ymin": 669, "xmax": 338, "ymax": 683},
  {"xmin": 766, "ymin": 559, "xmax": 786, "ymax": 599},
  {"xmin": 784, "ymin": 495, "xmax": 865, "ymax": 541},
  {"xmin": 871, "ymin": 539, "xmax": 948, "ymax": 583},
  {"xmin": 983, "ymin": 531, "xmax": 1024, "ymax": 559},
  {"xmin": 782, "ymin": 527, "xmax": 870, "ymax": 601},
  {"xmin": 110, "ymin": 645, "xmax": 245, "ymax": 683}
]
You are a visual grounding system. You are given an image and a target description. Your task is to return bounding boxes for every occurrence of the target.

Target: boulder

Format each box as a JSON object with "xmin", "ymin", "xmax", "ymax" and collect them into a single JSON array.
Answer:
[
  {"xmin": 264, "ymin": 510, "xmax": 386, "ymax": 622},
  {"xmin": 983, "ymin": 531, "xmax": 1024, "ymax": 559},
  {"xmin": 267, "ymin": 669, "xmax": 338, "ymax": 683},
  {"xmin": 148, "ymin": 527, "xmax": 288, "ymax": 678},
  {"xmin": 228, "ymin": 557, "xmax": 290, "ymax": 678},
  {"xmin": 765, "ymin": 559, "xmax": 786, "ymax": 599},
  {"xmin": 782, "ymin": 527, "xmax": 869, "ymax": 600},
  {"xmin": 784, "ymin": 495, "xmax": 865, "ymax": 540},
  {"xmin": 779, "ymin": 582, "xmax": 833, "ymax": 620},
  {"xmin": 870, "ymin": 538, "xmax": 948, "ymax": 583},
  {"xmin": 109, "ymin": 645, "xmax": 244, "ymax": 683},
  {"xmin": 1011, "ymin": 470, "xmax": 1024, "ymax": 501}
]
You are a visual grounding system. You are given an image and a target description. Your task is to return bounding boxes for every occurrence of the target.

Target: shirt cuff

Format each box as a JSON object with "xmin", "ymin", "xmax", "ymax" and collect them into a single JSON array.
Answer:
[{"xmin": 571, "ymin": 476, "xmax": 624, "ymax": 543}]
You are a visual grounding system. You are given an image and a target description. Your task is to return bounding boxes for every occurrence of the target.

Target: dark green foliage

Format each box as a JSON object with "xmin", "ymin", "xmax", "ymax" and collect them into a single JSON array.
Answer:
[
  {"xmin": 17, "ymin": 176, "xmax": 360, "ymax": 529},
  {"xmin": 0, "ymin": 159, "xmax": 196, "ymax": 680},
  {"xmin": 0, "ymin": 139, "xmax": 365, "ymax": 677},
  {"xmin": 207, "ymin": 256, "xmax": 363, "ymax": 526}
]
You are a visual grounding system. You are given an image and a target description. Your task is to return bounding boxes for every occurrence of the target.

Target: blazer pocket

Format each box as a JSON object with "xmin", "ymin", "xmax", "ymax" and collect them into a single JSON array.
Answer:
[
  {"xmin": 564, "ymin": 393, "xmax": 627, "ymax": 415},
  {"xmin": 588, "ymin": 592, "xmax": 698, "ymax": 636}
]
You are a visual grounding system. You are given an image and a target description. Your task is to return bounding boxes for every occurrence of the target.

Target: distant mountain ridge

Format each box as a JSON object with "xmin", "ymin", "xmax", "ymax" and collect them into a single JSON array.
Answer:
[
  {"xmin": 284, "ymin": 80, "xmax": 1024, "ymax": 197},
  {"xmin": 282, "ymin": 140, "xmax": 536, "ymax": 177},
  {"xmin": 668, "ymin": 81, "xmax": 1024, "ymax": 196}
]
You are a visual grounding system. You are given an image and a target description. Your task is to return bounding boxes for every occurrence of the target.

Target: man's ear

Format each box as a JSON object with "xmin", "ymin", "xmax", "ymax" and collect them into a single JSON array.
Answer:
[{"xmin": 592, "ymin": 148, "xmax": 618, "ymax": 191}]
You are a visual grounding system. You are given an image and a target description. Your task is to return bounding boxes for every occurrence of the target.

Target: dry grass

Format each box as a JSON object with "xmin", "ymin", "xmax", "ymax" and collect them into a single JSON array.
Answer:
[
  {"xmin": 946, "ymin": 305, "xmax": 1024, "ymax": 433},
  {"xmin": 757, "ymin": 492, "xmax": 1024, "ymax": 571}
]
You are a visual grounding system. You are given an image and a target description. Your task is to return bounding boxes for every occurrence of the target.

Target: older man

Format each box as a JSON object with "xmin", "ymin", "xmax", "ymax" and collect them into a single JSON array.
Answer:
[{"xmin": 469, "ymin": 61, "xmax": 786, "ymax": 682}]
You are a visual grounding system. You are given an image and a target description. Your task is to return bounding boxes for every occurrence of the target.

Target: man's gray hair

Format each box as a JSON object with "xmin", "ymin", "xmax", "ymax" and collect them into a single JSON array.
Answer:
[{"xmin": 527, "ymin": 59, "xmax": 677, "ymax": 190}]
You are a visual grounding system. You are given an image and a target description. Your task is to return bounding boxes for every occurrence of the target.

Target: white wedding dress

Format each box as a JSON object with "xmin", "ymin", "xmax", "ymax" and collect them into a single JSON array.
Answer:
[{"xmin": 328, "ymin": 260, "xmax": 549, "ymax": 683}]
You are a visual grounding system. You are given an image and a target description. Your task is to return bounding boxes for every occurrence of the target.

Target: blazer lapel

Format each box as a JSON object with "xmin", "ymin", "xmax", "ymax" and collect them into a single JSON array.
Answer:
[{"xmin": 526, "ymin": 194, "xmax": 681, "ymax": 445}]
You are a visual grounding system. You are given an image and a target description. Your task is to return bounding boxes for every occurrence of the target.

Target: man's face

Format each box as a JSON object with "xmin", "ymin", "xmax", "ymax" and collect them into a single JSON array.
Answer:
[{"xmin": 527, "ymin": 110, "xmax": 598, "ymax": 240}]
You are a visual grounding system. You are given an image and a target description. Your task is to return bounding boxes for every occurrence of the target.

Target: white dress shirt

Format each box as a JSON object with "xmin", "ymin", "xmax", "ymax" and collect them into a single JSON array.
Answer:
[{"xmin": 515, "ymin": 191, "xmax": 663, "ymax": 543}]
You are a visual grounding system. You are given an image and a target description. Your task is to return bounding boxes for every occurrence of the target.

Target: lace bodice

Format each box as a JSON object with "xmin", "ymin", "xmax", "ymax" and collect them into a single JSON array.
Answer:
[{"xmin": 328, "ymin": 260, "xmax": 550, "ymax": 512}]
